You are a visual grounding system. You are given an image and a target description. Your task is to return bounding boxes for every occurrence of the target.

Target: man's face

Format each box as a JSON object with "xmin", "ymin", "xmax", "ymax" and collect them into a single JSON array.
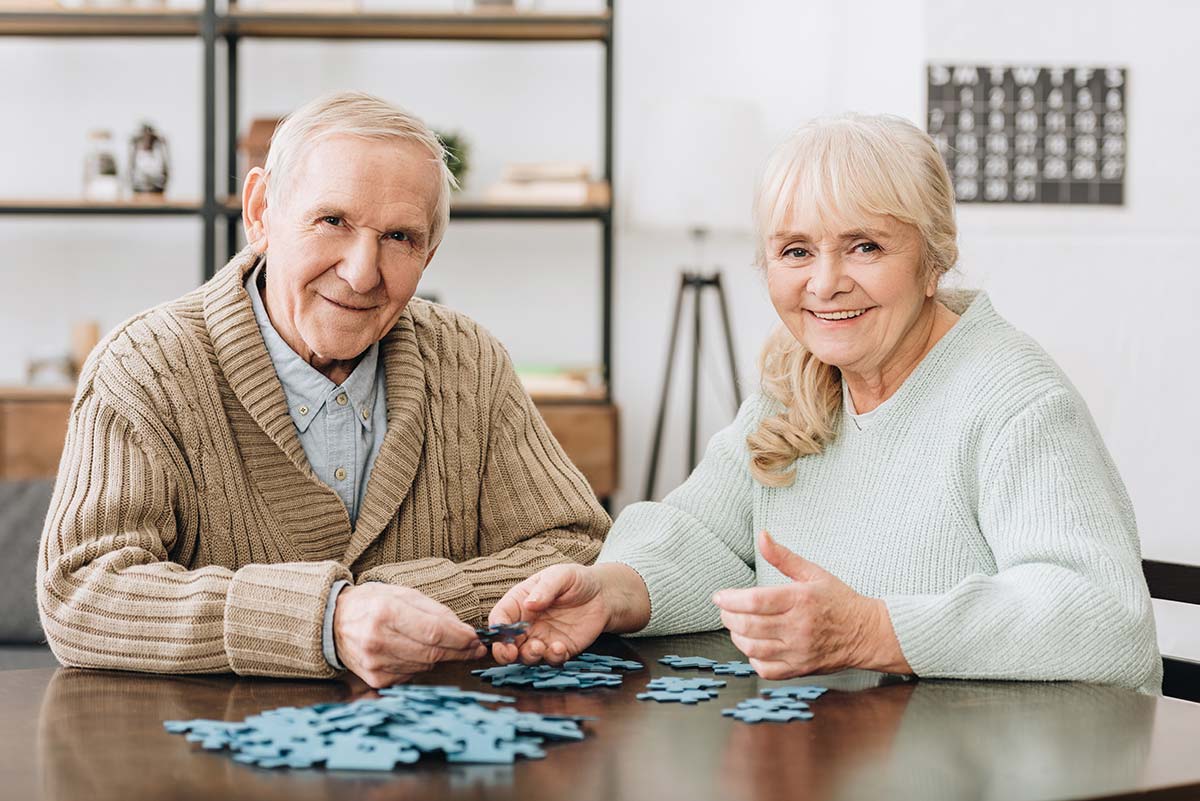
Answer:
[{"xmin": 258, "ymin": 135, "xmax": 441, "ymax": 363}]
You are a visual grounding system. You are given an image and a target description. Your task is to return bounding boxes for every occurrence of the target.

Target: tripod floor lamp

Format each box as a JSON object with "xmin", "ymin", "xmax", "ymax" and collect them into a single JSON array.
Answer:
[
  {"xmin": 643, "ymin": 263, "xmax": 743, "ymax": 500},
  {"xmin": 632, "ymin": 97, "xmax": 767, "ymax": 500}
]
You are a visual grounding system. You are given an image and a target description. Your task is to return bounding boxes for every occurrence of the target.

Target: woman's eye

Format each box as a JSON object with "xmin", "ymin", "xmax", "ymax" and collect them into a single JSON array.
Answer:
[
  {"xmin": 783, "ymin": 247, "xmax": 810, "ymax": 259},
  {"xmin": 854, "ymin": 242, "xmax": 880, "ymax": 254},
  {"xmin": 321, "ymin": 216, "xmax": 342, "ymax": 226}
]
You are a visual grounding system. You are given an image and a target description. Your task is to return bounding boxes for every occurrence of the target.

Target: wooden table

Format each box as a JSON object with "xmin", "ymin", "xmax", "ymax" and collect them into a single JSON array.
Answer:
[{"xmin": 3, "ymin": 631, "xmax": 1198, "ymax": 801}]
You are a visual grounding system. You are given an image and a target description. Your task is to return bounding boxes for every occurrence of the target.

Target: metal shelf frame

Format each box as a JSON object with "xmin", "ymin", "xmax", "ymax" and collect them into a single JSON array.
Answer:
[{"xmin": 0, "ymin": 1, "xmax": 616, "ymax": 401}]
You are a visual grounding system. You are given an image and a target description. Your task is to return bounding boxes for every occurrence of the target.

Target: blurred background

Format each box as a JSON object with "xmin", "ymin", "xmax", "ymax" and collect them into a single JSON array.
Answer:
[{"xmin": 0, "ymin": 0, "xmax": 1196, "ymax": 667}]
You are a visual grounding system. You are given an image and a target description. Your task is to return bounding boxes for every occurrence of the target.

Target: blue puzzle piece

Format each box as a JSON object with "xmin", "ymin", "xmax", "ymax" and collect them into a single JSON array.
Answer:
[
  {"xmin": 711, "ymin": 661, "xmax": 757, "ymax": 677},
  {"xmin": 636, "ymin": 689, "xmax": 718, "ymax": 704},
  {"xmin": 474, "ymin": 622, "xmax": 529, "ymax": 644},
  {"xmin": 658, "ymin": 655, "xmax": 720, "ymax": 670},
  {"xmin": 574, "ymin": 653, "xmax": 644, "ymax": 671},
  {"xmin": 722, "ymin": 707, "xmax": 814, "ymax": 723},
  {"xmin": 645, "ymin": 677, "xmax": 726, "ymax": 692},
  {"xmin": 760, "ymin": 685, "xmax": 827, "ymax": 701}
]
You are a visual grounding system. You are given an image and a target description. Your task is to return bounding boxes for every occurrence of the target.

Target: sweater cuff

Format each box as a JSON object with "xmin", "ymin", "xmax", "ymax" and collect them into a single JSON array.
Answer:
[
  {"xmin": 881, "ymin": 593, "xmax": 945, "ymax": 677},
  {"xmin": 357, "ymin": 558, "xmax": 483, "ymax": 626},
  {"xmin": 322, "ymin": 580, "xmax": 351, "ymax": 671},
  {"xmin": 224, "ymin": 561, "xmax": 353, "ymax": 678}
]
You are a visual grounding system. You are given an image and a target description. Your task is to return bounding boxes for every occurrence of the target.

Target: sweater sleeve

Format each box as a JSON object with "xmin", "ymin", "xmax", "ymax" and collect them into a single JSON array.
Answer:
[
  {"xmin": 37, "ymin": 388, "xmax": 351, "ymax": 678},
  {"xmin": 356, "ymin": 341, "xmax": 610, "ymax": 627},
  {"xmin": 882, "ymin": 389, "xmax": 1162, "ymax": 693},
  {"xmin": 595, "ymin": 396, "xmax": 761, "ymax": 637}
]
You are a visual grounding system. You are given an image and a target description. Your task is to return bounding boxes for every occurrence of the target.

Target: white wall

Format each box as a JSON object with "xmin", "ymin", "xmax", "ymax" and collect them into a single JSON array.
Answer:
[{"xmin": 1, "ymin": 0, "xmax": 1196, "ymax": 657}]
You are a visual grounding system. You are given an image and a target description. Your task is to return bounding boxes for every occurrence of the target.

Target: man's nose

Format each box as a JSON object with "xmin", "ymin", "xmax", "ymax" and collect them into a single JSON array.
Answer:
[
  {"xmin": 806, "ymin": 254, "xmax": 848, "ymax": 301},
  {"xmin": 339, "ymin": 235, "xmax": 383, "ymax": 295}
]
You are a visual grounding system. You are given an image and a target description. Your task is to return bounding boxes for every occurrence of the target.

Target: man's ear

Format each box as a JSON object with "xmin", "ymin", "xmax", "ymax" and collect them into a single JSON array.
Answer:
[
  {"xmin": 423, "ymin": 243, "xmax": 440, "ymax": 269},
  {"xmin": 242, "ymin": 167, "xmax": 270, "ymax": 253}
]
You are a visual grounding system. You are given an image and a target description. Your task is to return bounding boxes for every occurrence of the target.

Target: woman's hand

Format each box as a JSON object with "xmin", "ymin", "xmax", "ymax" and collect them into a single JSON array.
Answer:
[
  {"xmin": 712, "ymin": 531, "xmax": 911, "ymax": 679},
  {"xmin": 488, "ymin": 562, "xmax": 651, "ymax": 666}
]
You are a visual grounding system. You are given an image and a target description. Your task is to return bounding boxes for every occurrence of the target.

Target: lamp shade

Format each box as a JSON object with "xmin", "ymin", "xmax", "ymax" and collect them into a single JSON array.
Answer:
[{"xmin": 628, "ymin": 97, "xmax": 769, "ymax": 234}]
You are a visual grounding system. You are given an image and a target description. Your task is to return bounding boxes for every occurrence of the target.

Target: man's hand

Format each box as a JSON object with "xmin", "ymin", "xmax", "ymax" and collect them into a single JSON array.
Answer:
[
  {"xmin": 712, "ymin": 531, "xmax": 912, "ymax": 680},
  {"xmin": 333, "ymin": 583, "xmax": 486, "ymax": 688}
]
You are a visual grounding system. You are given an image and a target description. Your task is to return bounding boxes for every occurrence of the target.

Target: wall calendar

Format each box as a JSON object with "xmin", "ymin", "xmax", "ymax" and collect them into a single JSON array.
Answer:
[{"xmin": 926, "ymin": 64, "xmax": 1127, "ymax": 205}]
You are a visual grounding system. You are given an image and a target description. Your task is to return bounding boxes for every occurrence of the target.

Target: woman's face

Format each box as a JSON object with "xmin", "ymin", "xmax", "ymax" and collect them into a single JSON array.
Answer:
[{"xmin": 764, "ymin": 209, "xmax": 938, "ymax": 381}]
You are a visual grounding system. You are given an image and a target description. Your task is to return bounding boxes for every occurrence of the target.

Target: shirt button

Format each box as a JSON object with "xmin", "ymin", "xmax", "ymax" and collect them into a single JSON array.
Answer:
[
  {"xmin": 298, "ymin": 405, "xmax": 309, "ymax": 416},
  {"xmin": 336, "ymin": 393, "xmax": 349, "ymax": 406},
  {"xmin": 334, "ymin": 467, "xmax": 347, "ymax": 481},
  {"xmin": 361, "ymin": 408, "xmax": 370, "ymax": 420}
]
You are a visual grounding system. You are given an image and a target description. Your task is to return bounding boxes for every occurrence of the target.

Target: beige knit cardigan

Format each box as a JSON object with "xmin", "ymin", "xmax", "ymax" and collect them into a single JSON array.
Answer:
[{"xmin": 36, "ymin": 249, "xmax": 610, "ymax": 679}]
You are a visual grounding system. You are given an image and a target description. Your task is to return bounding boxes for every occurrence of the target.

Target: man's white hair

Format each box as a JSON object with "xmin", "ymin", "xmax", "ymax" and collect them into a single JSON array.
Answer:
[{"xmin": 264, "ymin": 90, "xmax": 456, "ymax": 250}]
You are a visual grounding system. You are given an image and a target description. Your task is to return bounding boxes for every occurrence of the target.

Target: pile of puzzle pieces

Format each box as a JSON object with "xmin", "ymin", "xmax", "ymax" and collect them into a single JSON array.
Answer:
[
  {"xmin": 472, "ymin": 652, "xmax": 644, "ymax": 690},
  {"xmin": 163, "ymin": 684, "xmax": 594, "ymax": 769},
  {"xmin": 722, "ymin": 686, "xmax": 829, "ymax": 723}
]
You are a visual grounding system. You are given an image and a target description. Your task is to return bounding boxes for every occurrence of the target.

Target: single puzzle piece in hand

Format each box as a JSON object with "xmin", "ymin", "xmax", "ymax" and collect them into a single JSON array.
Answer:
[
  {"xmin": 760, "ymin": 685, "xmax": 828, "ymax": 701},
  {"xmin": 658, "ymin": 655, "xmax": 720, "ymax": 670},
  {"xmin": 474, "ymin": 621, "xmax": 530, "ymax": 644},
  {"xmin": 711, "ymin": 661, "xmax": 757, "ymax": 677},
  {"xmin": 636, "ymin": 689, "xmax": 719, "ymax": 704}
]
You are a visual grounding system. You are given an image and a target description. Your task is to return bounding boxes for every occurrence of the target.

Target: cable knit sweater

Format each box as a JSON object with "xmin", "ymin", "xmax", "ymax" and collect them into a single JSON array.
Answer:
[
  {"xmin": 36, "ymin": 248, "xmax": 609, "ymax": 679},
  {"xmin": 598, "ymin": 291, "xmax": 1162, "ymax": 694}
]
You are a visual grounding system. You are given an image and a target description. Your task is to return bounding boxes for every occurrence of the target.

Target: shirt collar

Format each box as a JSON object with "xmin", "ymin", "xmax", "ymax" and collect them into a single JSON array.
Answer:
[{"xmin": 246, "ymin": 260, "xmax": 380, "ymax": 434}]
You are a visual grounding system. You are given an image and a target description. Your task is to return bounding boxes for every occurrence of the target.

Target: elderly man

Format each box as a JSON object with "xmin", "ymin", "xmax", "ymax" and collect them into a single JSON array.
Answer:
[{"xmin": 36, "ymin": 92, "xmax": 609, "ymax": 688}]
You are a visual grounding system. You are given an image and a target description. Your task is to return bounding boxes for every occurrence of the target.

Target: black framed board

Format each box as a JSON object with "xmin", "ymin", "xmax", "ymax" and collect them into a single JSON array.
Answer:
[{"xmin": 926, "ymin": 64, "xmax": 1127, "ymax": 205}]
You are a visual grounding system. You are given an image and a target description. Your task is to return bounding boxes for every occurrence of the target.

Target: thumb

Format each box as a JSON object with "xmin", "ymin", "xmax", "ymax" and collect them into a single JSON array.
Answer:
[{"xmin": 757, "ymin": 530, "xmax": 823, "ymax": 582}]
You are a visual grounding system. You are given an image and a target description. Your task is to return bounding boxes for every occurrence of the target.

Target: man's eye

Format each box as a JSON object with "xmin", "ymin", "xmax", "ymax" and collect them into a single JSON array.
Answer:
[
  {"xmin": 321, "ymin": 216, "xmax": 342, "ymax": 226},
  {"xmin": 854, "ymin": 242, "xmax": 880, "ymax": 254},
  {"xmin": 386, "ymin": 231, "xmax": 409, "ymax": 242},
  {"xmin": 783, "ymin": 247, "xmax": 809, "ymax": 259}
]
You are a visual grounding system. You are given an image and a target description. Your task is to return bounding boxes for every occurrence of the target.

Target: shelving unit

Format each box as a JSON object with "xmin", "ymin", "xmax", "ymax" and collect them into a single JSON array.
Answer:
[{"xmin": 0, "ymin": 1, "xmax": 619, "ymax": 496}]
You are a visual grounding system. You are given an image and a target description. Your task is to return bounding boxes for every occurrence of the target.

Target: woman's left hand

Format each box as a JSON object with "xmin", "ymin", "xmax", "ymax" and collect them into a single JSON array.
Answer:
[{"xmin": 712, "ymin": 530, "xmax": 911, "ymax": 680}]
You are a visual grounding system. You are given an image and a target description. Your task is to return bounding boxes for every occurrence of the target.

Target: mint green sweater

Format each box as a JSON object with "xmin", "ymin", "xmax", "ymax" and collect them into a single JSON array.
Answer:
[{"xmin": 599, "ymin": 292, "xmax": 1161, "ymax": 694}]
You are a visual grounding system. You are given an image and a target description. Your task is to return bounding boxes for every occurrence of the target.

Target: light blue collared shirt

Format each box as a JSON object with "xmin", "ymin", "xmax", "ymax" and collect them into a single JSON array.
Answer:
[
  {"xmin": 246, "ymin": 261, "xmax": 388, "ymax": 525},
  {"xmin": 246, "ymin": 261, "xmax": 388, "ymax": 671}
]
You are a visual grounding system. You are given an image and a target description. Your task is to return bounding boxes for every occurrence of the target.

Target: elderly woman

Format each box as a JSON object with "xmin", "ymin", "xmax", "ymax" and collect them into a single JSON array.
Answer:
[{"xmin": 490, "ymin": 113, "xmax": 1161, "ymax": 693}]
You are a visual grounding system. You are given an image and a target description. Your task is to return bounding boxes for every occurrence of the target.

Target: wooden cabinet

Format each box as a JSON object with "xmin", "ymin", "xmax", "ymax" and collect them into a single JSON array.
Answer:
[
  {"xmin": 0, "ymin": 386, "xmax": 618, "ymax": 499},
  {"xmin": 0, "ymin": 387, "xmax": 73, "ymax": 480}
]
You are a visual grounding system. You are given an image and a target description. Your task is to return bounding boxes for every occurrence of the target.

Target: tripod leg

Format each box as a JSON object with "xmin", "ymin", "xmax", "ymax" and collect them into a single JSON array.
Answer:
[
  {"xmin": 644, "ymin": 274, "xmax": 688, "ymax": 501},
  {"xmin": 689, "ymin": 275, "xmax": 702, "ymax": 472},
  {"xmin": 713, "ymin": 273, "xmax": 743, "ymax": 409}
]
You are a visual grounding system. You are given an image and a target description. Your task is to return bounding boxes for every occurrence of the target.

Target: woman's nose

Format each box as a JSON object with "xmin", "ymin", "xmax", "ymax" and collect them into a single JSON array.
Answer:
[{"xmin": 806, "ymin": 255, "xmax": 847, "ymax": 300}]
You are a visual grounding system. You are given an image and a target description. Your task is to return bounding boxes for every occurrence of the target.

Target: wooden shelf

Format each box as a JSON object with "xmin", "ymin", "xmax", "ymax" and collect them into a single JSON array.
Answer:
[
  {"xmin": 219, "ymin": 186, "xmax": 612, "ymax": 221},
  {"xmin": 0, "ymin": 8, "xmax": 200, "ymax": 37},
  {"xmin": 0, "ymin": 197, "xmax": 202, "ymax": 215},
  {"xmin": 221, "ymin": 8, "xmax": 610, "ymax": 41}
]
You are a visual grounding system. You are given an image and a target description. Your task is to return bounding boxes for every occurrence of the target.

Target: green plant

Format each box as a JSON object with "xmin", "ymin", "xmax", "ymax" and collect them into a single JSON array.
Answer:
[{"xmin": 437, "ymin": 130, "xmax": 470, "ymax": 191}]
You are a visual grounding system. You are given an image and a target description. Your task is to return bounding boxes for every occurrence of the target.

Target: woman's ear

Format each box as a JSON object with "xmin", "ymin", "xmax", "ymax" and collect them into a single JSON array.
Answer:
[{"xmin": 242, "ymin": 167, "xmax": 270, "ymax": 253}]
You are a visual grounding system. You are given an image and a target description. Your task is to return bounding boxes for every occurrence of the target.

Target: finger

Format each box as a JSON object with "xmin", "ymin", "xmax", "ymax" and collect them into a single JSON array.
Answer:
[
  {"xmin": 543, "ymin": 640, "xmax": 571, "ymax": 666},
  {"xmin": 518, "ymin": 637, "xmax": 548, "ymax": 665},
  {"xmin": 757, "ymin": 530, "xmax": 823, "ymax": 582},
  {"xmin": 488, "ymin": 589, "xmax": 526, "ymax": 627},
  {"xmin": 384, "ymin": 603, "xmax": 480, "ymax": 652},
  {"xmin": 730, "ymin": 631, "xmax": 784, "ymax": 661},
  {"xmin": 712, "ymin": 585, "xmax": 795, "ymax": 615},
  {"xmin": 747, "ymin": 658, "xmax": 797, "ymax": 682},
  {"xmin": 492, "ymin": 641, "xmax": 519, "ymax": 665},
  {"xmin": 720, "ymin": 609, "xmax": 783, "ymax": 640},
  {"xmin": 523, "ymin": 565, "xmax": 580, "ymax": 610}
]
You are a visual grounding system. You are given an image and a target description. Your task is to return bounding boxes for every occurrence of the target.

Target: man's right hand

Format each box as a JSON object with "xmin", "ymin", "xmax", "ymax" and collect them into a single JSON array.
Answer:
[{"xmin": 333, "ymin": 583, "xmax": 486, "ymax": 689}]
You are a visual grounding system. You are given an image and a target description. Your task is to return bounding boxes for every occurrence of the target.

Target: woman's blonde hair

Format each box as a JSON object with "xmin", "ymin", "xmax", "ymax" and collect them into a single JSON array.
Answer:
[
  {"xmin": 264, "ymin": 91, "xmax": 457, "ymax": 251},
  {"xmin": 747, "ymin": 113, "xmax": 959, "ymax": 487}
]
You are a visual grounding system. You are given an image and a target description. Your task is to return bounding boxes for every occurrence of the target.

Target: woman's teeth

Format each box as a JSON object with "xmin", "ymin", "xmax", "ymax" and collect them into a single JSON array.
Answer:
[{"xmin": 812, "ymin": 309, "xmax": 867, "ymax": 321}]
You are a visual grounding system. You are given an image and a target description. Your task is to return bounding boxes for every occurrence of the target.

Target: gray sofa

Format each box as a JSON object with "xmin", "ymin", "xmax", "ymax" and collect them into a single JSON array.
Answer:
[{"xmin": 0, "ymin": 480, "xmax": 58, "ymax": 670}]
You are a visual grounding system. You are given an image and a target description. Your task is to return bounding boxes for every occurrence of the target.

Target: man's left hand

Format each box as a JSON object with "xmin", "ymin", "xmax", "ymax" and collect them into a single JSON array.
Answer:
[{"xmin": 712, "ymin": 530, "xmax": 911, "ymax": 679}]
